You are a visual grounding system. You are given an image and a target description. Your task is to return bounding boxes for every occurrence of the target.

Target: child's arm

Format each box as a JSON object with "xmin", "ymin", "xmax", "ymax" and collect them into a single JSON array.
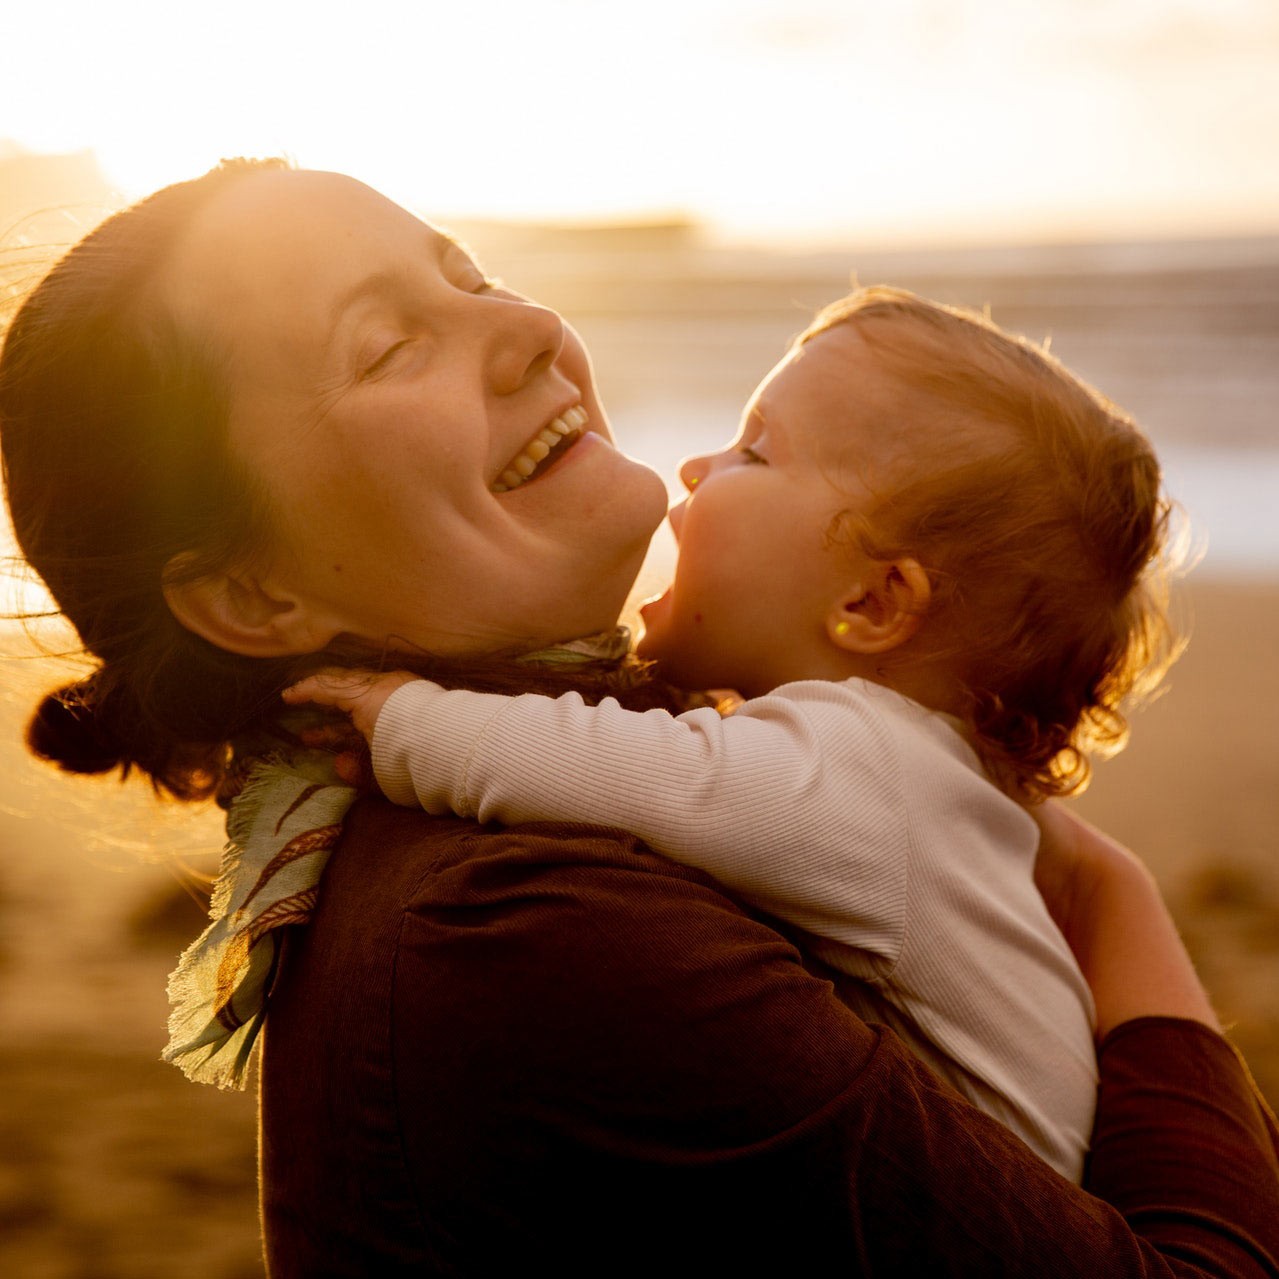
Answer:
[{"xmin": 285, "ymin": 670, "xmax": 912, "ymax": 953}]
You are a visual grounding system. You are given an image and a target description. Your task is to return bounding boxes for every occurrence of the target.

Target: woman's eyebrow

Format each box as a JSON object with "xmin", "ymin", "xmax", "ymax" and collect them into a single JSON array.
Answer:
[
  {"xmin": 324, "ymin": 234, "xmax": 458, "ymax": 353},
  {"xmin": 322, "ymin": 264, "xmax": 430, "ymax": 365},
  {"xmin": 326, "ymin": 271, "xmax": 403, "ymax": 338},
  {"xmin": 435, "ymin": 228, "xmax": 476, "ymax": 261}
]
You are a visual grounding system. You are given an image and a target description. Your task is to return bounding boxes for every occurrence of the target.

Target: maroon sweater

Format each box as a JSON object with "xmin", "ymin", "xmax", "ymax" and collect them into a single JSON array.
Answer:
[{"xmin": 260, "ymin": 801, "xmax": 1279, "ymax": 1276}]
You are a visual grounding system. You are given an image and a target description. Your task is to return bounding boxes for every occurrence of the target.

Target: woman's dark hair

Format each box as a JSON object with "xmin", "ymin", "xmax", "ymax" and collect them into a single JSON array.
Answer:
[{"xmin": 0, "ymin": 160, "xmax": 668, "ymax": 800}]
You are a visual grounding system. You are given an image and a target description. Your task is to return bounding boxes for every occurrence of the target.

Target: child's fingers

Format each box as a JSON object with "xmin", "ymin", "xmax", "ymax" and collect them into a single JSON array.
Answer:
[
  {"xmin": 283, "ymin": 668, "xmax": 421, "ymax": 742},
  {"xmin": 282, "ymin": 669, "xmax": 372, "ymax": 709}
]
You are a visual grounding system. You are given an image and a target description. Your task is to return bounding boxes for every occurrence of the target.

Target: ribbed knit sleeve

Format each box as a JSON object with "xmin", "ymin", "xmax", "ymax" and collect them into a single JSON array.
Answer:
[
  {"xmin": 372, "ymin": 677, "xmax": 911, "ymax": 959},
  {"xmin": 370, "ymin": 675, "xmax": 1100, "ymax": 1177}
]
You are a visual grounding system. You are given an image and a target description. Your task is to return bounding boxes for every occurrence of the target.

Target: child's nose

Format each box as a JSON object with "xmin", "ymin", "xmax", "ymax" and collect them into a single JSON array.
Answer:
[{"xmin": 678, "ymin": 453, "xmax": 710, "ymax": 493}]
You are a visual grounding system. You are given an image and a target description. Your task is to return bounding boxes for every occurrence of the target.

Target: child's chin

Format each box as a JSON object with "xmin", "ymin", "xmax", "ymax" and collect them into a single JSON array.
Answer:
[
  {"xmin": 635, "ymin": 593, "xmax": 670, "ymax": 654},
  {"xmin": 636, "ymin": 595, "xmax": 727, "ymax": 690},
  {"xmin": 634, "ymin": 632, "xmax": 664, "ymax": 665},
  {"xmin": 636, "ymin": 638, "xmax": 705, "ymax": 694},
  {"xmin": 635, "ymin": 629, "xmax": 679, "ymax": 679}
]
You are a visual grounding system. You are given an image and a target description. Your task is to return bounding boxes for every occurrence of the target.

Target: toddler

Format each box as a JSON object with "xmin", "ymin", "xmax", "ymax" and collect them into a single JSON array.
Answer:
[{"xmin": 287, "ymin": 286, "xmax": 1176, "ymax": 1181}]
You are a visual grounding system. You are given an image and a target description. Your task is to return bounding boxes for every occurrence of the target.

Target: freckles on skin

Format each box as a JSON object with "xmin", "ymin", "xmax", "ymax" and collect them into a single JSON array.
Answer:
[{"xmin": 156, "ymin": 170, "xmax": 665, "ymax": 656}]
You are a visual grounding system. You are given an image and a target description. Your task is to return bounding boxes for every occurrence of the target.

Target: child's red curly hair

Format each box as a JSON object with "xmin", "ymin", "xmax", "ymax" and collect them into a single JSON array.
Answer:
[{"xmin": 799, "ymin": 286, "xmax": 1180, "ymax": 801}]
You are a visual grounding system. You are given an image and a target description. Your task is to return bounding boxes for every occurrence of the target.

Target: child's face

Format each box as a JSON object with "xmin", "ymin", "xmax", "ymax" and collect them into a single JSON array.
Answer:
[{"xmin": 639, "ymin": 323, "xmax": 912, "ymax": 696}]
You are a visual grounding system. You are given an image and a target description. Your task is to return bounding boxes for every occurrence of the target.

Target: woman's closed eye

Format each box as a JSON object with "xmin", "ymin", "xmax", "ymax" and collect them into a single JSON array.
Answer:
[
  {"xmin": 361, "ymin": 271, "xmax": 502, "ymax": 378},
  {"xmin": 357, "ymin": 273, "xmax": 501, "ymax": 381},
  {"xmin": 361, "ymin": 339, "xmax": 411, "ymax": 381}
]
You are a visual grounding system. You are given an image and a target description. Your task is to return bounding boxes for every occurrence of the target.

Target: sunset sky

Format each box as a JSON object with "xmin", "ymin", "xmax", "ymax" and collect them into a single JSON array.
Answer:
[{"xmin": 3, "ymin": 0, "xmax": 1277, "ymax": 245}]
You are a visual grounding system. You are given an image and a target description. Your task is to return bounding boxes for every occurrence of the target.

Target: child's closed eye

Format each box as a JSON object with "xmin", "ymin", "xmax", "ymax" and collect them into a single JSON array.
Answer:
[{"xmin": 739, "ymin": 445, "xmax": 767, "ymax": 464}]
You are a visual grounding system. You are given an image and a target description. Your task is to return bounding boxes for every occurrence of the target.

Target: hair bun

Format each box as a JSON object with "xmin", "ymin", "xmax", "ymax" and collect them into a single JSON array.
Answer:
[{"xmin": 27, "ymin": 678, "xmax": 127, "ymax": 777}]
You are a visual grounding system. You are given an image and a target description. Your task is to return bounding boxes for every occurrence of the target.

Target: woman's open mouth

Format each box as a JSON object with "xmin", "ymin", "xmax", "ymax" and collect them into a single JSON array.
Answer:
[{"xmin": 492, "ymin": 405, "xmax": 588, "ymax": 493}]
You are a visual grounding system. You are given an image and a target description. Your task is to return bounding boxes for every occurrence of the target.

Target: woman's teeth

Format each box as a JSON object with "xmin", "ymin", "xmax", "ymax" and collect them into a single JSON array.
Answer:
[{"xmin": 493, "ymin": 405, "xmax": 588, "ymax": 493}]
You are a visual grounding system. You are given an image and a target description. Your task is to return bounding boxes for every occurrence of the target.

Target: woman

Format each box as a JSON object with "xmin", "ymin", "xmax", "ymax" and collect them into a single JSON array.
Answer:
[{"xmin": 1, "ymin": 159, "xmax": 1276, "ymax": 1275}]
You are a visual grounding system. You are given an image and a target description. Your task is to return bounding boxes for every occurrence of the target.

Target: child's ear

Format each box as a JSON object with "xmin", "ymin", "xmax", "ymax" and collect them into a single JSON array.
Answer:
[
  {"xmin": 162, "ymin": 554, "xmax": 344, "ymax": 657},
  {"xmin": 825, "ymin": 558, "xmax": 931, "ymax": 655}
]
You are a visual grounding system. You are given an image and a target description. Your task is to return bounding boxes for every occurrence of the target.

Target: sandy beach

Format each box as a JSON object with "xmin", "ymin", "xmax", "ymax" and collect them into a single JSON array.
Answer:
[
  {"xmin": 1, "ymin": 227, "xmax": 1277, "ymax": 1274},
  {"xmin": 0, "ymin": 575, "xmax": 1275, "ymax": 1278},
  {"xmin": 1073, "ymin": 577, "xmax": 1279, "ymax": 1096}
]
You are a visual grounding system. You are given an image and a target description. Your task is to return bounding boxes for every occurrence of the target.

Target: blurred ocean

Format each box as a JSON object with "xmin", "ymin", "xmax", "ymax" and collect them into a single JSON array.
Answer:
[
  {"xmin": 469, "ymin": 225, "xmax": 1279, "ymax": 581},
  {"xmin": 3, "ymin": 194, "xmax": 1277, "ymax": 582}
]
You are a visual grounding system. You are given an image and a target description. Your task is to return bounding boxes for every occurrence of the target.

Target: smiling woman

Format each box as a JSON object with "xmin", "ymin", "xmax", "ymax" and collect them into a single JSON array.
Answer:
[
  {"xmin": 1, "ymin": 160, "xmax": 1276, "ymax": 1275},
  {"xmin": 156, "ymin": 168, "xmax": 668, "ymax": 661}
]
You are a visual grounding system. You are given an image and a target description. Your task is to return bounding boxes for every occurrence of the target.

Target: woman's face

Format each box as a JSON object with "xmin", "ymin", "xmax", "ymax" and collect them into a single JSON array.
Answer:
[{"xmin": 160, "ymin": 169, "xmax": 668, "ymax": 655}]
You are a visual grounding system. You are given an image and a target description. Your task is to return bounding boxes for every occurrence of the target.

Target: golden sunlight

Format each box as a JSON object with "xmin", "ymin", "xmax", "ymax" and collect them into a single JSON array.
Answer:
[{"xmin": 1, "ymin": 0, "xmax": 1275, "ymax": 246}]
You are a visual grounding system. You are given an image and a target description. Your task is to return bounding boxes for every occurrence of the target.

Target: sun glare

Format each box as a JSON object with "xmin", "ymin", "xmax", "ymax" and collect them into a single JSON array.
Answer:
[{"xmin": 1, "ymin": 0, "xmax": 1276, "ymax": 244}]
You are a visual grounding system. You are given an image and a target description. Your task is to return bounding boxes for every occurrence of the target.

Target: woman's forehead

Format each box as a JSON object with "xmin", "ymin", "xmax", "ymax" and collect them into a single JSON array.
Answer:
[{"xmin": 159, "ymin": 170, "xmax": 438, "ymax": 369}]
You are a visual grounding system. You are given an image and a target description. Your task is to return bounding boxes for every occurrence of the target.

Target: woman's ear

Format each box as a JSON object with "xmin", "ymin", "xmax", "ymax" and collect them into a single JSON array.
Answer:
[
  {"xmin": 162, "ymin": 555, "xmax": 343, "ymax": 657},
  {"xmin": 825, "ymin": 558, "xmax": 931, "ymax": 656}
]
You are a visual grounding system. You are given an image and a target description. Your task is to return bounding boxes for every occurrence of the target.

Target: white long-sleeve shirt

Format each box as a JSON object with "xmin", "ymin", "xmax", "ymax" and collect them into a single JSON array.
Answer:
[{"xmin": 372, "ymin": 676, "xmax": 1097, "ymax": 1180}]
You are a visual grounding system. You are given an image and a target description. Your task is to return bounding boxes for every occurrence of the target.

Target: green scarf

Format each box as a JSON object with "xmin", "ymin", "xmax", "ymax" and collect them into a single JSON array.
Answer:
[{"xmin": 163, "ymin": 629, "xmax": 632, "ymax": 1089}]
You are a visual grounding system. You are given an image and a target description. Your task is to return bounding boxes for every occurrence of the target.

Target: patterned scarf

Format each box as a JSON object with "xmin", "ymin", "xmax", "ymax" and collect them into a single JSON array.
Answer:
[{"xmin": 163, "ymin": 629, "xmax": 633, "ymax": 1089}]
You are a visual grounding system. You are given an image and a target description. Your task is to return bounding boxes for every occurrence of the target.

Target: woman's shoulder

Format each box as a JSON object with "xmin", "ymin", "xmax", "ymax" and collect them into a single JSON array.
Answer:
[
  {"xmin": 332, "ymin": 795, "xmax": 737, "ymax": 916},
  {"xmin": 330, "ymin": 799, "xmax": 832, "ymax": 1009},
  {"xmin": 261, "ymin": 799, "xmax": 888, "ymax": 1240},
  {"xmin": 296, "ymin": 796, "xmax": 887, "ymax": 1122}
]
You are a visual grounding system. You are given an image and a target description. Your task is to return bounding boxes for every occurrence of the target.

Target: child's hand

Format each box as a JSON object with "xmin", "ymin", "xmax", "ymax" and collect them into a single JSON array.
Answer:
[{"xmin": 282, "ymin": 668, "xmax": 419, "ymax": 742}]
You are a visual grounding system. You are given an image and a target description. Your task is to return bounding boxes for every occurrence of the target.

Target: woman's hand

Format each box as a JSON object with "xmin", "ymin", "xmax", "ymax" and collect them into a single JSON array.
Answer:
[
  {"xmin": 283, "ymin": 669, "xmax": 419, "ymax": 741},
  {"xmin": 1033, "ymin": 801, "xmax": 1219, "ymax": 1040}
]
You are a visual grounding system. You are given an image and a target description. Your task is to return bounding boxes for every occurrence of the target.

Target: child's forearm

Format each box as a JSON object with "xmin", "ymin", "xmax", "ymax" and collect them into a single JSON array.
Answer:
[
  {"xmin": 374, "ymin": 682, "xmax": 757, "ymax": 851},
  {"xmin": 372, "ymin": 681, "xmax": 905, "ymax": 944}
]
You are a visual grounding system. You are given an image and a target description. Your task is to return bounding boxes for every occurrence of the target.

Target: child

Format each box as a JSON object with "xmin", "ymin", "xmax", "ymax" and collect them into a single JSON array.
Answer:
[{"xmin": 286, "ymin": 286, "xmax": 1176, "ymax": 1181}]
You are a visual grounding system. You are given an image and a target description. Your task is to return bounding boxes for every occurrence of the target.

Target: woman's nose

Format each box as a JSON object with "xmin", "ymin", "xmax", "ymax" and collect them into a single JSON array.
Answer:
[{"xmin": 488, "ymin": 299, "xmax": 565, "ymax": 395}]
